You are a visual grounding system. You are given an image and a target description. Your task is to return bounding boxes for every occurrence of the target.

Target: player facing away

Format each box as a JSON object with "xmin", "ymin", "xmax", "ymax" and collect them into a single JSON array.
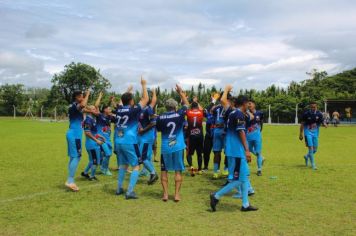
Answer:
[
  {"xmin": 138, "ymin": 88, "xmax": 159, "ymax": 185},
  {"xmin": 202, "ymin": 96, "xmax": 216, "ymax": 171},
  {"xmin": 246, "ymin": 100, "xmax": 264, "ymax": 176},
  {"xmin": 186, "ymin": 101, "xmax": 204, "ymax": 173},
  {"xmin": 115, "ymin": 78, "xmax": 149, "ymax": 199},
  {"xmin": 65, "ymin": 90, "xmax": 91, "ymax": 192},
  {"xmin": 299, "ymin": 101, "xmax": 327, "ymax": 170},
  {"xmin": 211, "ymin": 93, "xmax": 230, "ymax": 179},
  {"xmin": 94, "ymin": 92, "xmax": 116, "ymax": 176},
  {"xmin": 210, "ymin": 94, "xmax": 258, "ymax": 212},
  {"xmin": 81, "ymin": 105, "xmax": 105, "ymax": 181},
  {"xmin": 156, "ymin": 85, "xmax": 189, "ymax": 202}
]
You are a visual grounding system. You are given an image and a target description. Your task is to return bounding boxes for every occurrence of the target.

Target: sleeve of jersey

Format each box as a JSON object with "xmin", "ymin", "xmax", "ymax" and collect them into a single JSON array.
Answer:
[
  {"xmin": 235, "ymin": 113, "xmax": 246, "ymax": 131},
  {"xmin": 84, "ymin": 119, "xmax": 92, "ymax": 132},
  {"xmin": 132, "ymin": 104, "xmax": 142, "ymax": 116}
]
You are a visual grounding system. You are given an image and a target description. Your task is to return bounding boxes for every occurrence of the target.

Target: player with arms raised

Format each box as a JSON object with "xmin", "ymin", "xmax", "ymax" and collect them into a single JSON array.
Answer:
[
  {"xmin": 115, "ymin": 77, "xmax": 149, "ymax": 199},
  {"xmin": 186, "ymin": 98, "xmax": 204, "ymax": 173},
  {"xmin": 156, "ymin": 84, "xmax": 189, "ymax": 202}
]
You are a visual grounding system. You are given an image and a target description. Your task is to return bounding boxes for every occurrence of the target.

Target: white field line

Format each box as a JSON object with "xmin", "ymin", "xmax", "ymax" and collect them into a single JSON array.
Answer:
[
  {"xmin": 1, "ymin": 180, "xmax": 117, "ymax": 204},
  {"xmin": 2, "ymin": 163, "xmax": 356, "ymax": 204}
]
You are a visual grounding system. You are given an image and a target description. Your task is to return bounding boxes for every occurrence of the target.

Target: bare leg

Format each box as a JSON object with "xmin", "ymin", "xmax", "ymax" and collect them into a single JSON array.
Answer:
[
  {"xmin": 161, "ymin": 171, "xmax": 168, "ymax": 201},
  {"xmin": 174, "ymin": 171, "xmax": 183, "ymax": 202}
]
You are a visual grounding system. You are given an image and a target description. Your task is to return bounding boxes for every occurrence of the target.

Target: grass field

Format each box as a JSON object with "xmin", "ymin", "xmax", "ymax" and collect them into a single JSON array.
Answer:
[{"xmin": 0, "ymin": 118, "xmax": 355, "ymax": 236}]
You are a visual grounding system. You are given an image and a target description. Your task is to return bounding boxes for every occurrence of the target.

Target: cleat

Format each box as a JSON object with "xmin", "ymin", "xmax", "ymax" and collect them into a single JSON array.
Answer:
[
  {"xmin": 304, "ymin": 155, "xmax": 309, "ymax": 166},
  {"xmin": 210, "ymin": 193, "xmax": 219, "ymax": 212},
  {"xmin": 116, "ymin": 187, "xmax": 124, "ymax": 195},
  {"xmin": 241, "ymin": 205, "xmax": 258, "ymax": 212},
  {"xmin": 190, "ymin": 167, "xmax": 195, "ymax": 177},
  {"xmin": 104, "ymin": 169, "xmax": 112, "ymax": 176},
  {"xmin": 222, "ymin": 170, "xmax": 229, "ymax": 177},
  {"xmin": 125, "ymin": 192, "xmax": 138, "ymax": 200},
  {"xmin": 81, "ymin": 172, "xmax": 90, "ymax": 179},
  {"xmin": 257, "ymin": 170, "xmax": 262, "ymax": 176},
  {"xmin": 65, "ymin": 182, "xmax": 79, "ymax": 192},
  {"xmin": 147, "ymin": 173, "xmax": 159, "ymax": 185},
  {"xmin": 232, "ymin": 193, "xmax": 242, "ymax": 199},
  {"xmin": 248, "ymin": 189, "xmax": 255, "ymax": 196},
  {"xmin": 212, "ymin": 173, "xmax": 219, "ymax": 179},
  {"xmin": 312, "ymin": 166, "xmax": 318, "ymax": 170},
  {"xmin": 139, "ymin": 170, "xmax": 149, "ymax": 177},
  {"xmin": 89, "ymin": 176, "xmax": 98, "ymax": 181}
]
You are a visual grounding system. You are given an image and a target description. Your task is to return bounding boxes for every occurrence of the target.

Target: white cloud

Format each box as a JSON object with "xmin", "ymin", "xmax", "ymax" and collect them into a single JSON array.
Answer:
[{"xmin": 0, "ymin": 0, "xmax": 355, "ymax": 90}]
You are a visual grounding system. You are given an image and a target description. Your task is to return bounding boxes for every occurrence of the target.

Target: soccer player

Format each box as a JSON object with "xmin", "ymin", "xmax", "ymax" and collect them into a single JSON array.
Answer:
[
  {"xmin": 156, "ymin": 84, "xmax": 189, "ymax": 202},
  {"xmin": 210, "ymin": 91, "xmax": 258, "ymax": 212},
  {"xmin": 81, "ymin": 105, "xmax": 105, "ymax": 181},
  {"xmin": 138, "ymin": 89, "xmax": 159, "ymax": 185},
  {"xmin": 211, "ymin": 93, "xmax": 230, "ymax": 179},
  {"xmin": 94, "ymin": 92, "xmax": 116, "ymax": 176},
  {"xmin": 115, "ymin": 78, "xmax": 149, "ymax": 199},
  {"xmin": 246, "ymin": 100, "xmax": 264, "ymax": 176},
  {"xmin": 299, "ymin": 101, "xmax": 327, "ymax": 170},
  {"xmin": 331, "ymin": 110, "xmax": 340, "ymax": 127},
  {"xmin": 202, "ymin": 95, "xmax": 217, "ymax": 171},
  {"xmin": 65, "ymin": 90, "xmax": 91, "ymax": 192},
  {"xmin": 186, "ymin": 100, "xmax": 204, "ymax": 173}
]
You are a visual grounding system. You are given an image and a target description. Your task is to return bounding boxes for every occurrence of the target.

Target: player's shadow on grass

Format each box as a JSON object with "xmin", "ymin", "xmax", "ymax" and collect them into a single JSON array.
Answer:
[
  {"xmin": 204, "ymin": 201, "xmax": 239, "ymax": 212},
  {"xmin": 140, "ymin": 190, "xmax": 164, "ymax": 199}
]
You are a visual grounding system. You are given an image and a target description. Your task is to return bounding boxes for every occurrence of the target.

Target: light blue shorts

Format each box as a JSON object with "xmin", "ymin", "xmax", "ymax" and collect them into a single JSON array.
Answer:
[
  {"xmin": 161, "ymin": 149, "xmax": 185, "ymax": 172},
  {"xmin": 87, "ymin": 147, "xmax": 101, "ymax": 165},
  {"xmin": 213, "ymin": 129, "xmax": 224, "ymax": 152},
  {"xmin": 248, "ymin": 139, "xmax": 262, "ymax": 155},
  {"xmin": 66, "ymin": 129, "xmax": 82, "ymax": 158},
  {"xmin": 115, "ymin": 143, "xmax": 140, "ymax": 167},
  {"xmin": 139, "ymin": 142, "xmax": 153, "ymax": 161},
  {"xmin": 226, "ymin": 156, "xmax": 250, "ymax": 182}
]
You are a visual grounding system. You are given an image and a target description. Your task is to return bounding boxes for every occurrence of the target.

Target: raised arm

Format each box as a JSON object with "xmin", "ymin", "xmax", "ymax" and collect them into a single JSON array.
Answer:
[
  {"xmin": 94, "ymin": 91, "xmax": 103, "ymax": 109},
  {"xmin": 221, "ymin": 85, "xmax": 232, "ymax": 109},
  {"xmin": 139, "ymin": 76, "xmax": 149, "ymax": 108},
  {"xmin": 176, "ymin": 84, "xmax": 189, "ymax": 106},
  {"xmin": 79, "ymin": 90, "xmax": 90, "ymax": 108},
  {"xmin": 150, "ymin": 88, "xmax": 157, "ymax": 108}
]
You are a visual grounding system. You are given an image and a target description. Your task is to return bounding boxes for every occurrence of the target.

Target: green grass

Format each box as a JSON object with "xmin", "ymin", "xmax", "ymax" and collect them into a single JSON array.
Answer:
[{"xmin": 0, "ymin": 118, "xmax": 355, "ymax": 236}]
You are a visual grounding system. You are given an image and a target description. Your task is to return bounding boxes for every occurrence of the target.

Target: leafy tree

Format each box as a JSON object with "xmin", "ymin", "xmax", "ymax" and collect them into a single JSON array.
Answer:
[
  {"xmin": 0, "ymin": 84, "xmax": 25, "ymax": 115},
  {"xmin": 51, "ymin": 62, "xmax": 111, "ymax": 103}
]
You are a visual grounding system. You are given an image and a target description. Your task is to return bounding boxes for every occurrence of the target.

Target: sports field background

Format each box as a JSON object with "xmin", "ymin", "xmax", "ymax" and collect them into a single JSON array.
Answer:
[{"xmin": 0, "ymin": 118, "xmax": 355, "ymax": 235}]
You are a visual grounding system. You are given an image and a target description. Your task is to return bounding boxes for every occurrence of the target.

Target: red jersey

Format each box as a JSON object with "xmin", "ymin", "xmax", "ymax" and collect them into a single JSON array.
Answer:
[{"xmin": 186, "ymin": 109, "xmax": 204, "ymax": 136}]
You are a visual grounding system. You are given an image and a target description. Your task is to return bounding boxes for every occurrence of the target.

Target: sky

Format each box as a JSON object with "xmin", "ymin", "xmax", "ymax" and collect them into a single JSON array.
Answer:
[{"xmin": 0, "ymin": 0, "xmax": 355, "ymax": 92}]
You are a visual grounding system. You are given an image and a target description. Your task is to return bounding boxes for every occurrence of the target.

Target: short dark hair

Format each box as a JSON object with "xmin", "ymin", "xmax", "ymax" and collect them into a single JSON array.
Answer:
[
  {"xmin": 72, "ymin": 90, "xmax": 83, "ymax": 101},
  {"xmin": 121, "ymin": 92, "xmax": 133, "ymax": 106},
  {"xmin": 249, "ymin": 99, "xmax": 255, "ymax": 104},
  {"xmin": 219, "ymin": 91, "xmax": 232, "ymax": 101},
  {"xmin": 234, "ymin": 95, "xmax": 249, "ymax": 107},
  {"xmin": 100, "ymin": 104, "xmax": 110, "ymax": 113},
  {"xmin": 191, "ymin": 102, "xmax": 199, "ymax": 109},
  {"xmin": 310, "ymin": 101, "xmax": 317, "ymax": 105}
]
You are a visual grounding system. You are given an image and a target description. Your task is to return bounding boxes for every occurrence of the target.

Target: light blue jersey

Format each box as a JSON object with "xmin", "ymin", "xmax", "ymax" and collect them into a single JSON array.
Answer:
[
  {"xmin": 114, "ymin": 105, "xmax": 142, "ymax": 144},
  {"xmin": 84, "ymin": 115, "xmax": 99, "ymax": 150},
  {"xmin": 246, "ymin": 110, "xmax": 263, "ymax": 141},
  {"xmin": 96, "ymin": 113, "xmax": 114, "ymax": 144},
  {"xmin": 156, "ymin": 106, "xmax": 187, "ymax": 155},
  {"xmin": 138, "ymin": 105, "xmax": 156, "ymax": 144},
  {"xmin": 68, "ymin": 102, "xmax": 84, "ymax": 131},
  {"xmin": 225, "ymin": 109, "xmax": 246, "ymax": 158}
]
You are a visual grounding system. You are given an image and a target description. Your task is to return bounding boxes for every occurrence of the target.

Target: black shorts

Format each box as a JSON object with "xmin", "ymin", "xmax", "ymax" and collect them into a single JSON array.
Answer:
[{"xmin": 188, "ymin": 135, "xmax": 204, "ymax": 156}]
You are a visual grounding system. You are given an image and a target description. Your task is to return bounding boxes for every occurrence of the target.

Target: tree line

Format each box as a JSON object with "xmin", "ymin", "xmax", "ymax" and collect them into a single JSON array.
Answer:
[{"xmin": 1, "ymin": 62, "xmax": 355, "ymax": 122}]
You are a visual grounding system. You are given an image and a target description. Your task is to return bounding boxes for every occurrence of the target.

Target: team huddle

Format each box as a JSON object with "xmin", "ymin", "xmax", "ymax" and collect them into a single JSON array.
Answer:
[{"xmin": 64, "ymin": 78, "xmax": 327, "ymax": 212}]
